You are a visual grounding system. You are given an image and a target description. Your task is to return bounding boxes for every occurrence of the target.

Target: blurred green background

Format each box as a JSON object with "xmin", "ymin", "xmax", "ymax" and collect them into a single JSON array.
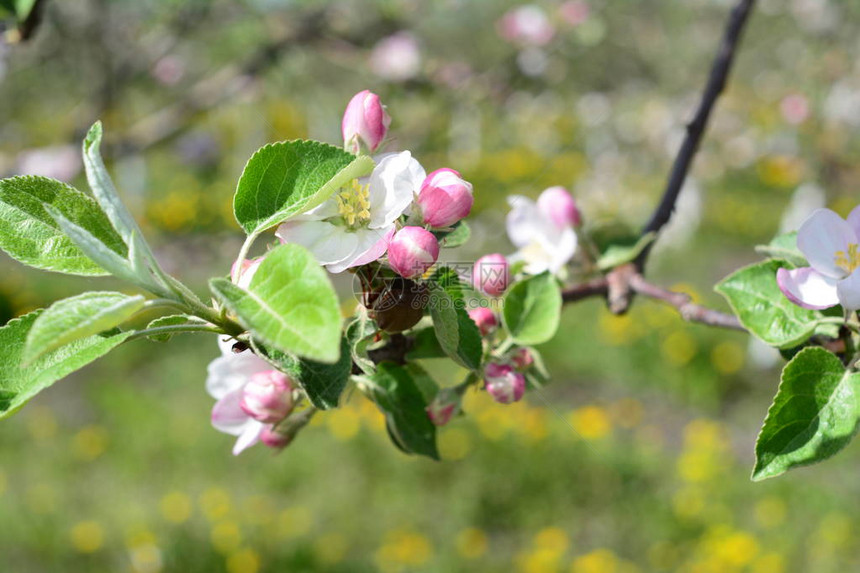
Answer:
[{"xmin": 2, "ymin": 0, "xmax": 860, "ymax": 571}]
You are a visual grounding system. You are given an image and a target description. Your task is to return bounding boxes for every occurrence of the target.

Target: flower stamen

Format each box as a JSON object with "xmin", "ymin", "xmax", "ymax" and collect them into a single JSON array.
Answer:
[
  {"xmin": 835, "ymin": 243, "xmax": 860, "ymax": 273},
  {"xmin": 336, "ymin": 180, "xmax": 372, "ymax": 229}
]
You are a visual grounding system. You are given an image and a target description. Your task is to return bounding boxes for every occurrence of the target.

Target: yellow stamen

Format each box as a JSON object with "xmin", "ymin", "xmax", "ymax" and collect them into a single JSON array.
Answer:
[
  {"xmin": 336, "ymin": 180, "xmax": 372, "ymax": 229},
  {"xmin": 835, "ymin": 243, "xmax": 860, "ymax": 273}
]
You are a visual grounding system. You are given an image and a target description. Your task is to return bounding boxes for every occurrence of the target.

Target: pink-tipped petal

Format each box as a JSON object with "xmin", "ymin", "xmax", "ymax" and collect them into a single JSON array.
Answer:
[
  {"xmin": 348, "ymin": 226, "xmax": 396, "ymax": 268},
  {"xmin": 837, "ymin": 267, "xmax": 860, "ymax": 311},
  {"xmin": 776, "ymin": 267, "xmax": 840, "ymax": 310},
  {"xmin": 796, "ymin": 209, "xmax": 856, "ymax": 278},
  {"xmin": 211, "ymin": 389, "xmax": 252, "ymax": 434}
]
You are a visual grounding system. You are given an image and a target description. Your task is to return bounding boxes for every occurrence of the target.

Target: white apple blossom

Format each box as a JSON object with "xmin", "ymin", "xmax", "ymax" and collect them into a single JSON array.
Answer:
[
  {"xmin": 276, "ymin": 151, "xmax": 425, "ymax": 273},
  {"xmin": 777, "ymin": 206, "xmax": 860, "ymax": 311},
  {"xmin": 506, "ymin": 190, "xmax": 578, "ymax": 275}
]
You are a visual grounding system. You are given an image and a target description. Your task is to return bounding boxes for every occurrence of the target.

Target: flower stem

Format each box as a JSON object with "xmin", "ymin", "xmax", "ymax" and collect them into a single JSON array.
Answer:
[{"xmin": 125, "ymin": 323, "xmax": 225, "ymax": 343}]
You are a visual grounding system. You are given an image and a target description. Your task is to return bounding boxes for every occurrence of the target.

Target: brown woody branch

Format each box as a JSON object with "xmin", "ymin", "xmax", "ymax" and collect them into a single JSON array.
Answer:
[{"xmin": 634, "ymin": 0, "xmax": 756, "ymax": 271}]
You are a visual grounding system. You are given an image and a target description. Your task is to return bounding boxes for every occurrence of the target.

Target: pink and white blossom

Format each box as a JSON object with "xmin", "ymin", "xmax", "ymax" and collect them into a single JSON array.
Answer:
[
  {"xmin": 484, "ymin": 363, "xmax": 526, "ymax": 404},
  {"xmin": 276, "ymin": 151, "xmax": 425, "ymax": 273},
  {"xmin": 506, "ymin": 188, "xmax": 578, "ymax": 274},
  {"xmin": 239, "ymin": 370, "xmax": 293, "ymax": 423},
  {"xmin": 498, "ymin": 5, "xmax": 556, "ymax": 47},
  {"xmin": 206, "ymin": 337, "xmax": 292, "ymax": 455},
  {"xmin": 473, "ymin": 253, "xmax": 510, "ymax": 296},
  {"xmin": 387, "ymin": 226, "xmax": 440, "ymax": 279},
  {"xmin": 370, "ymin": 32, "xmax": 422, "ymax": 82},
  {"xmin": 468, "ymin": 307, "xmax": 498, "ymax": 336},
  {"xmin": 426, "ymin": 388, "xmax": 461, "ymax": 426},
  {"xmin": 231, "ymin": 256, "xmax": 264, "ymax": 288},
  {"xmin": 536, "ymin": 186, "xmax": 581, "ymax": 229},
  {"xmin": 416, "ymin": 168, "xmax": 474, "ymax": 228},
  {"xmin": 342, "ymin": 90, "xmax": 391, "ymax": 154},
  {"xmin": 511, "ymin": 347, "xmax": 534, "ymax": 370},
  {"xmin": 777, "ymin": 207, "xmax": 860, "ymax": 311}
]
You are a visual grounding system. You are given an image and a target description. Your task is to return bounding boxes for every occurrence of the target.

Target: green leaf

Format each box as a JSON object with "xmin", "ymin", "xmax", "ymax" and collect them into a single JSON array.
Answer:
[
  {"xmin": 0, "ymin": 310, "xmax": 131, "ymax": 419},
  {"xmin": 406, "ymin": 327, "xmax": 447, "ymax": 361},
  {"xmin": 596, "ymin": 232, "xmax": 656, "ymax": 271},
  {"xmin": 0, "ymin": 176, "xmax": 127, "ymax": 276},
  {"xmin": 435, "ymin": 220, "xmax": 471, "ymax": 248},
  {"xmin": 23, "ymin": 291, "xmax": 145, "ymax": 364},
  {"xmin": 210, "ymin": 243, "xmax": 341, "ymax": 363},
  {"xmin": 755, "ymin": 232, "xmax": 807, "ymax": 267},
  {"xmin": 346, "ymin": 312, "xmax": 377, "ymax": 375},
  {"xmin": 752, "ymin": 347, "xmax": 860, "ymax": 481},
  {"xmin": 254, "ymin": 336, "xmax": 352, "ymax": 410},
  {"xmin": 145, "ymin": 315, "xmax": 197, "ymax": 342},
  {"xmin": 502, "ymin": 271, "xmax": 562, "ymax": 345},
  {"xmin": 426, "ymin": 269, "xmax": 482, "ymax": 370},
  {"xmin": 45, "ymin": 205, "xmax": 139, "ymax": 284},
  {"xmin": 366, "ymin": 362, "xmax": 439, "ymax": 460},
  {"xmin": 233, "ymin": 140, "xmax": 374, "ymax": 236},
  {"xmin": 715, "ymin": 259, "xmax": 820, "ymax": 349}
]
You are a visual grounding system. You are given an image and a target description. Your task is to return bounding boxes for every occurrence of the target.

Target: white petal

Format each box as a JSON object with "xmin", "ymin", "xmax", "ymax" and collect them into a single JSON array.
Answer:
[
  {"xmin": 206, "ymin": 351, "xmax": 269, "ymax": 400},
  {"xmin": 232, "ymin": 420, "xmax": 265, "ymax": 455},
  {"xmin": 847, "ymin": 204, "xmax": 860, "ymax": 240},
  {"xmin": 326, "ymin": 227, "xmax": 392, "ymax": 273},
  {"xmin": 506, "ymin": 196, "xmax": 544, "ymax": 248},
  {"xmin": 776, "ymin": 267, "xmax": 840, "ymax": 310},
  {"xmin": 797, "ymin": 209, "xmax": 856, "ymax": 278},
  {"xmin": 546, "ymin": 226, "xmax": 578, "ymax": 273},
  {"xmin": 276, "ymin": 220, "xmax": 357, "ymax": 266},
  {"xmin": 211, "ymin": 389, "xmax": 252, "ymax": 435},
  {"xmin": 837, "ymin": 267, "xmax": 860, "ymax": 311},
  {"xmin": 297, "ymin": 197, "xmax": 340, "ymax": 221},
  {"xmin": 368, "ymin": 151, "xmax": 425, "ymax": 228}
]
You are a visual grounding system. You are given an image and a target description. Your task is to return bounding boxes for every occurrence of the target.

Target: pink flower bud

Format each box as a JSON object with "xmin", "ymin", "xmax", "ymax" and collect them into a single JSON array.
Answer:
[
  {"xmin": 468, "ymin": 307, "xmax": 498, "ymax": 336},
  {"xmin": 232, "ymin": 256, "xmax": 264, "ymax": 289},
  {"xmin": 537, "ymin": 186, "xmax": 581, "ymax": 229},
  {"xmin": 426, "ymin": 388, "xmax": 461, "ymax": 426},
  {"xmin": 416, "ymin": 168, "xmax": 474, "ymax": 228},
  {"xmin": 342, "ymin": 90, "xmax": 391, "ymax": 154},
  {"xmin": 473, "ymin": 253, "xmax": 510, "ymax": 296},
  {"xmin": 484, "ymin": 363, "xmax": 526, "ymax": 404},
  {"xmin": 239, "ymin": 370, "xmax": 293, "ymax": 423},
  {"xmin": 511, "ymin": 347, "xmax": 534, "ymax": 370},
  {"xmin": 260, "ymin": 426, "xmax": 293, "ymax": 450},
  {"xmin": 387, "ymin": 226, "xmax": 440, "ymax": 279}
]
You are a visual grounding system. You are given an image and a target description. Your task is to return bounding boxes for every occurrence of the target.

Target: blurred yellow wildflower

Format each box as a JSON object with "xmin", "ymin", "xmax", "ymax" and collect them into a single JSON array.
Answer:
[
  {"xmin": 211, "ymin": 521, "xmax": 242, "ymax": 553},
  {"xmin": 226, "ymin": 548, "xmax": 260, "ymax": 573},
  {"xmin": 534, "ymin": 527, "xmax": 570, "ymax": 556},
  {"xmin": 753, "ymin": 497, "xmax": 786, "ymax": 529},
  {"xmin": 72, "ymin": 425, "xmax": 109, "ymax": 461},
  {"xmin": 375, "ymin": 530, "xmax": 433, "ymax": 571},
  {"xmin": 70, "ymin": 520, "xmax": 104, "ymax": 553},
  {"xmin": 160, "ymin": 491, "xmax": 193, "ymax": 524},
  {"xmin": 711, "ymin": 341, "xmax": 744, "ymax": 375},
  {"xmin": 129, "ymin": 543, "xmax": 163, "ymax": 573},
  {"xmin": 199, "ymin": 487, "xmax": 232, "ymax": 521},
  {"xmin": 569, "ymin": 405, "xmax": 611, "ymax": 440},
  {"xmin": 661, "ymin": 330, "xmax": 697, "ymax": 366},
  {"xmin": 752, "ymin": 552, "xmax": 785, "ymax": 573},
  {"xmin": 571, "ymin": 549, "xmax": 621, "ymax": 573},
  {"xmin": 456, "ymin": 527, "xmax": 488, "ymax": 559}
]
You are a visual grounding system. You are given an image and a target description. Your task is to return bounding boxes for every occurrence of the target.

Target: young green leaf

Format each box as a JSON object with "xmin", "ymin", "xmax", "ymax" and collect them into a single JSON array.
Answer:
[
  {"xmin": 253, "ymin": 336, "xmax": 352, "ymax": 410},
  {"xmin": 597, "ymin": 232, "xmax": 656, "ymax": 271},
  {"xmin": 715, "ymin": 259, "xmax": 820, "ymax": 349},
  {"xmin": 502, "ymin": 271, "xmax": 562, "ymax": 345},
  {"xmin": 0, "ymin": 176, "xmax": 126, "ymax": 276},
  {"xmin": 755, "ymin": 232, "xmax": 807, "ymax": 267},
  {"xmin": 427, "ymin": 280, "xmax": 482, "ymax": 371},
  {"xmin": 0, "ymin": 310, "xmax": 131, "ymax": 419},
  {"xmin": 752, "ymin": 347, "xmax": 860, "ymax": 481},
  {"xmin": 145, "ymin": 314, "xmax": 198, "ymax": 342},
  {"xmin": 435, "ymin": 220, "xmax": 471, "ymax": 248},
  {"xmin": 233, "ymin": 140, "xmax": 374, "ymax": 236},
  {"xmin": 210, "ymin": 243, "xmax": 341, "ymax": 363},
  {"xmin": 23, "ymin": 291, "xmax": 145, "ymax": 364},
  {"xmin": 346, "ymin": 312, "xmax": 377, "ymax": 375},
  {"xmin": 366, "ymin": 362, "xmax": 439, "ymax": 460}
]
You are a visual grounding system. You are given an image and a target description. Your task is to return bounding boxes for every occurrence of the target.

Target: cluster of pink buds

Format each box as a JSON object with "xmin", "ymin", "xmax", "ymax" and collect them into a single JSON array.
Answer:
[{"xmin": 483, "ymin": 363, "xmax": 526, "ymax": 404}]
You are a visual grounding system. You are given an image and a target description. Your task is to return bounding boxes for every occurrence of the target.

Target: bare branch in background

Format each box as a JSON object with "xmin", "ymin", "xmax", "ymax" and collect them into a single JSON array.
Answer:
[{"xmin": 634, "ymin": 0, "xmax": 756, "ymax": 271}]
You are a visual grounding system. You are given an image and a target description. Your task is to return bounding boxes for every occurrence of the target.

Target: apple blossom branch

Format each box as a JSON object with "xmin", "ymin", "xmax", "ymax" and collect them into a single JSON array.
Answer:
[{"xmin": 634, "ymin": 0, "xmax": 756, "ymax": 271}]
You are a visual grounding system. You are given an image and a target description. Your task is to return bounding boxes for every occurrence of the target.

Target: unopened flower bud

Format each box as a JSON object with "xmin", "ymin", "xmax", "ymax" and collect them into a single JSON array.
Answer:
[
  {"xmin": 388, "ymin": 226, "xmax": 439, "ymax": 279},
  {"xmin": 511, "ymin": 347, "xmax": 534, "ymax": 370},
  {"xmin": 468, "ymin": 307, "xmax": 498, "ymax": 336},
  {"xmin": 260, "ymin": 425, "xmax": 293, "ymax": 450},
  {"xmin": 426, "ymin": 388, "xmax": 461, "ymax": 426},
  {"xmin": 416, "ymin": 168, "xmax": 474, "ymax": 228},
  {"xmin": 342, "ymin": 90, "xmax": 391, "ymax": 154},
  {"xmin": 239, "ymin": 370, "xmax": 293, "ymax": 423},
  {"xmin": 232, "ymin": 256, "xmax": 264, "ymax": 289},
  {"xmin": 537, "ymin": 186, "xmax": 581, "ymax": 229},
  {"xmin": 484, "ymin": 363, "xmax": 526, "ymax": 404},
  {"xmin": 473, "ymin": 253, "xmax": 510, "ymax": 296}
]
